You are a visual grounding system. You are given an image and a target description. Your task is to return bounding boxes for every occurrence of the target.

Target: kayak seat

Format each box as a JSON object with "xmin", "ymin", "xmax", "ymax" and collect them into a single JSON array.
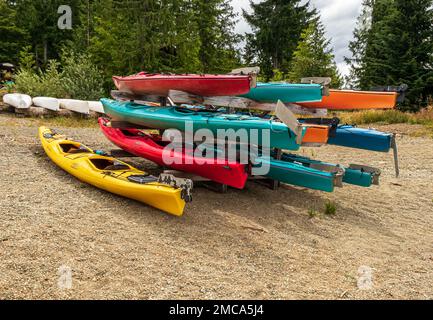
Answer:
[
  {"xmin": 90, "ymin": 158, "xmax": 130, "ymax": 171},
  {"xmin": 60, "ymin": 143, "xmax": 90, "ymax": 154}
]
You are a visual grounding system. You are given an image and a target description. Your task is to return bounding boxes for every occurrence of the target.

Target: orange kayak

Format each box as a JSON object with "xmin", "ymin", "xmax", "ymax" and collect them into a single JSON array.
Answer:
[
  {"xmin": 302, "ymin": 124, "xmax": 330, "ymax": 144},
  {"xmin": 299, "ymin": 89, "xmax": 398, "ymax": 110}
]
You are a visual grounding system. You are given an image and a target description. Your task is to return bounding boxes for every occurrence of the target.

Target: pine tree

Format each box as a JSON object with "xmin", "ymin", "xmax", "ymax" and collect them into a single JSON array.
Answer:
[
  {"xmin": 354, "ymin": 0, "xmax": 433, "ymax": 110},
  {"xmin": 243, "ymin": 0, "xmax": 316, "ymax": 80},
  {"xmin": 193, "ymin": 0, "xmax": 242, "ymax": 73},
  {"xmin": 288, "ymin": 19, "xmax": 342, "ymax": 88},
  {"xmin": 359, "ymin": 0, "xmax": 395, "ymax": 90},
  {"xmin": 0, "ymin": 0, "xmax": 28, "ymax": 64},
  {"xmin": 11, "ymin": 0, "xmax": 81, "ymax": 66},
  {"xmin": 345, "ymin": 0, "xmax": 374, "ymax": 89},
  {"xmin": 381, "ymin": 0, "xmax": 433, "ymax": 110}
]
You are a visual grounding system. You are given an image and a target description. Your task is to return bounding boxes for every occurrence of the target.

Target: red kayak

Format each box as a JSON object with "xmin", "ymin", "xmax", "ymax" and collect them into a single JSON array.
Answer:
[
  {"xmin": 112, "ymin": 72, "xmax": 255, "ymax": 97},
  {"xmin": 99, "ymin": 118, "xmax": 249, "ymax": 189}
]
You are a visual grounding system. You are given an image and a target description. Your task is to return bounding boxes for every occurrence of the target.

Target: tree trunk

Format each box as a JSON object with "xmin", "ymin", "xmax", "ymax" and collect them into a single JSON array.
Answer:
[{"xmin": 43, "ymin": 40, "xmax": 48, "ymax": 64}]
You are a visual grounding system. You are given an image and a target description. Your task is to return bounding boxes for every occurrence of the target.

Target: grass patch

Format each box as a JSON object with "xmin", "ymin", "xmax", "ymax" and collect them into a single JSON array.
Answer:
[
  {"xmin": 37, "ymin": 116, "xmax": 98, "ymax": 128},
  {"xmin": 337, "ymin": 107, "xmax": 433, "ymax": 127},
  {"xmin": 0, "ymin": 113, "xmax": 98, "ymax": 128},
  {"xmin": 324, "ymin": 200, "xmax": 337, "ymax": 216},
  {"xmin": 308, "ymin": 208, "xmax": 319, "ymax": 219}
]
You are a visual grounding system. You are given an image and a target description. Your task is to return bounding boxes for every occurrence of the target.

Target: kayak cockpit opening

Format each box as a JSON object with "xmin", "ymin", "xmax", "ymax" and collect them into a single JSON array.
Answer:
[
  {"xmin": 60, "ymin": 143, "xmax": 91, "ymax": 154},
  {"xmin": 90, "ymin": 158, "xmax": 130, "ymax": 171}
]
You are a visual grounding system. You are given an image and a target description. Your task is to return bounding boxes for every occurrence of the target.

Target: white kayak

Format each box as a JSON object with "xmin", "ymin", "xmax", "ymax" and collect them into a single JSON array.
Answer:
[
  {"xmin": 59, "ymin": 99, "xmax": 90, "ymax": 114},
  {"xmin": 88, "ymin": 101, "xmax": 105, "ymax": 114},
  {"xmin": 33, "ymin": 97, "xmax": 60, "ymax": 111},
  {"xmin": 3, "ymin": 93, "xmax": 32, "ymax": 109}
]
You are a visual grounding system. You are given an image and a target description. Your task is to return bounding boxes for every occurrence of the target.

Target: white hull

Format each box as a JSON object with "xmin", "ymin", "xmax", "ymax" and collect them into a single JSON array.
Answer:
[
  {"xmin": 3, "ymin": 93, "xmax": 32, "ymax": 109},
  {"xmin": 59, "ymin": 99, "xmax": 90, "ymax": 114},
  {"xmin": 88, "ymin": 101, "xmax": 105, "ymax": 114},
  {"xmin": 33, "ymin": 97, "xmax": 60, "ymax": 111}
]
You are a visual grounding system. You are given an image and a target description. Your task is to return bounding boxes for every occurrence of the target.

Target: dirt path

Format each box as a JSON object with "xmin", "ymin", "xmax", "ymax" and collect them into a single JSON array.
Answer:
[{"xmin": 0, "ymin": 114, "xmax": 432, "ymax": 300}]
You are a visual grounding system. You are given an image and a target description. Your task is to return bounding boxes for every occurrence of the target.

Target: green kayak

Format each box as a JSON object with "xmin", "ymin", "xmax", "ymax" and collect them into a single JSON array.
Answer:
[
  {"xmin": 101, "ymin": 99, "xmax": 306, "ymax": 150},
  {"xmin": 277, "ymin": 153, "xmax": 380, "ymax": 188},
  {"xmin": 253, "ymin": 152, "xmax": 380, "ymax": 192},
  {"xmin": 240, "ymin": 82, "xmax": 323, "ymax": 103},
  {"xmin": 255, "ymin": 157, "xmax": 341, "ymax": 192}
]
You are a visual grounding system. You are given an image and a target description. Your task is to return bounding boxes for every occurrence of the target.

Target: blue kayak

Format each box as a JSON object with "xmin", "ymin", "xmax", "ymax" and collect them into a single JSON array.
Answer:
[
  {"xmin": 299, "ymin": 119, "xmax": 394, "ymax": 153},
  {"xmin": 239, "ymin": 82, "xmax": 323, "ymax": 103},
  {"xmin": 329, "ymin": 125, "xmax": 393, "ymax": 152}
]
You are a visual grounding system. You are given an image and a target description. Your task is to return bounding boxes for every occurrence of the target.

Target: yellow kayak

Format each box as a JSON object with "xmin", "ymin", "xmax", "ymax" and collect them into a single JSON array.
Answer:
[{"xmin": 39, "ymin": 127, "xmax": 192, "ymax": 216}]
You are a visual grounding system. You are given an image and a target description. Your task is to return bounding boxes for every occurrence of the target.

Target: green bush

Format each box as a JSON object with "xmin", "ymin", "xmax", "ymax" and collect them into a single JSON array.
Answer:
[
  {"xmin": 15, "ymin": 48, "xmax": 104, "ymax": 100},
  {"xmin": 15, "ymin": 68, "xmax": 40, "ymax": 96},
  {"xmin": 15, "ymin": 60, "xmax": 66, "ymax": 97},
  {"xmin": 61, "ymin": 51, "xmax": 105, "ymax": 100}
]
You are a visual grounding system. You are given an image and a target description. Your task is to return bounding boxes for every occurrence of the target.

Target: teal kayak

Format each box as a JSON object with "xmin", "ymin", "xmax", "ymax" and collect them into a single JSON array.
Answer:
[
  {"xmin": 101, "ymin": 99, "xmax": 306, "ymax": 150},
  {"xmin": 255, "ymin": 157, "xmax": 340, "ymax": 192},
  {"xmin": 277, "ymin": 153, "xmax": 380, "ymax": 188},
  {"xmin": 239, "ymin": 82, "xmax": 323, "ymax": 103}
]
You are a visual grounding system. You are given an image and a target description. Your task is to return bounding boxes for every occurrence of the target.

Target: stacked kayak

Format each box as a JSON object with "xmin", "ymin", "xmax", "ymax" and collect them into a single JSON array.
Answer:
[
  {"xmin": 328, "ymin": 125, "xmax": 393, "ymax": 152},
  {"xmin": 39, "ymin": 126, "xmax": 192, "ymax": 216},
  {"xmin": 101, "ymin": 98, "xmax": 306, "ymax": 151},
  {"xmin": 113, "ymin": 72, "xmax": 255, "ymax": 97},
  {"xmin": 276, "ymin": 153, "xmax": 381, "ymax": 188},
  {"xmin": 100, "ymin": 117, "xmax": 347, "ymax": 193},
  {"xmin": 91, "ymin": 70, "xmax": 399, "ymax": 216},
  {"xmin": 299, "ymin": 118, "xmax": 394, "ymax": 152},
  {"xmin": 240, "ymin": 82, "xmax": 323, "ymax": 103},
  {"xmin": 98, "ymin": 117, "xmax": 249, "ymax": 189},
  {"xmin": 298, "ymin": 89, "xmax": 398, "ymax": 110}
]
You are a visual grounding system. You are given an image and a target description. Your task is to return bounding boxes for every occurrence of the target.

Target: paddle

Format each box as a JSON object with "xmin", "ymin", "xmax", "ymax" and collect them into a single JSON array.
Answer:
[{"xmin": 275, "ymin": 100, "xmax": 304, "ymax": 145}]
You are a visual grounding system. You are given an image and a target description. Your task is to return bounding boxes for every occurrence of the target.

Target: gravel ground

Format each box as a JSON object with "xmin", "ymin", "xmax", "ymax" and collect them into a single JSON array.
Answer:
[{"xmin": 0, "ymin": 113, "xmax": 432, "ymax": 300}]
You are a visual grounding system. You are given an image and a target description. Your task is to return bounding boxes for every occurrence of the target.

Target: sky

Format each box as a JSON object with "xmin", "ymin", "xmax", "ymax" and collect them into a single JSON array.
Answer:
[{"xmin": 231, "ymin": 0, "xmax": 363, "ymax": 77}]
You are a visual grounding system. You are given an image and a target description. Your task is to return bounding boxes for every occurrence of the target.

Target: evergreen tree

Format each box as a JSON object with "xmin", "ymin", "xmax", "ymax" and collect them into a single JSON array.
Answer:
[
  {"xmin": 243, "ymin": 0, "xmax": 316, "ymax": 80},
  {"xmin": 193, "ymin": 0, "xmax": 242, "ymax": 73},
  {"xmin": 359, "ymin": 0, "xmax": 395, "ymax": 90},
  {"xmin": 0, "ymin": 0, "xmax": 28, "ymax": 64},
  {"xmin": 11, "ymin": 0, "xmax": 81, "ymax": 66},
  {"xmin": 288, "ymin": 19, "xmax": 342, "ymax": 88},
  {"xmin": 352, "ymin": 0, "xmax": 433, "ymax": 110},
  {"xmin": 345, "ymin": 0, "xmax": 374, "ymax": 89}
]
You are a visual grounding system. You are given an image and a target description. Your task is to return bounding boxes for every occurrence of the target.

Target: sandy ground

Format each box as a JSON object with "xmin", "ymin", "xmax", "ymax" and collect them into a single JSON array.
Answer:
[{"xmin": 0, "ymin": 113, "xmax": 432, "ymax": 300}]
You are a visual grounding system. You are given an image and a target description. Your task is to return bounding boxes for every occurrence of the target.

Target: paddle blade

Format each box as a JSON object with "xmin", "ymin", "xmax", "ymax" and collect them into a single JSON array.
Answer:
[{"xmin": 276, "ymin": 100, "xmax": 303, "ymax": 144}]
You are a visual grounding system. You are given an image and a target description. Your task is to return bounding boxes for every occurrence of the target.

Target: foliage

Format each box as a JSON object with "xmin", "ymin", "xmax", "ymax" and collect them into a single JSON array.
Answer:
[
  {"xmin": 338, "ymin": 108, "xmax": 433, "ymax": 127},
  {"xmin": 243, "ymin": 0, "xmax": 316, "ymax": 80},
  {"xmin": 61, "ymin": 51, "xmax": 104, "ymax": 100},
  {"xmin": 345, "ymin": 0, "xmax": 374, "ymax": 89},
  {"xmin": 324, "ymin": 200, "xmax": 337, "ymax": 216},
  {"xmin": 10, "ymin": 0, "xmax": 80, "ymax": 66},
  {"xmin": 15, "ymin": 50, "xmax": 103, "ymax": 100},
  {"xmin": 15, "ymin": 60, "xmax": 66, "ymax": 97},
  {"xmin": 346, "ymin": 0, "xmax": 433, "ymax": 111},
  {"xmin": 194, "ymin": 0, "xmax": 242, "ymax": 73},
  {"xmin": 0, "ymin": 0, "xmax": 28, "ymax": 64},
  {"xmin": 288, "ymin": 19, "xmax": 342, "ymax": 88}
]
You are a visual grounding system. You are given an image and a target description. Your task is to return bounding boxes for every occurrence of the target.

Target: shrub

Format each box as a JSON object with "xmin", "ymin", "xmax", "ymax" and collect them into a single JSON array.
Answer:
[
  {"xmin": 15, "ymin": 48, "xmax": 105, "ymax": 100},
  {"xmin": 15, "ymin": 60, "xmax": 66, "ymax": 98},
  {"xmin": 324, "ymin": 200, "xmax": 337, "ymax": 216},
  {"xmin": 39, "ymin": 60, "xmax": 67, "ymax": 97},
  {"xmin": 61, "ymin": 51, "xmax": 105, "ymax": 100},
  {"xmin": 14, "ymin": 68, "xmax": 40, "ymax": 96}
]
